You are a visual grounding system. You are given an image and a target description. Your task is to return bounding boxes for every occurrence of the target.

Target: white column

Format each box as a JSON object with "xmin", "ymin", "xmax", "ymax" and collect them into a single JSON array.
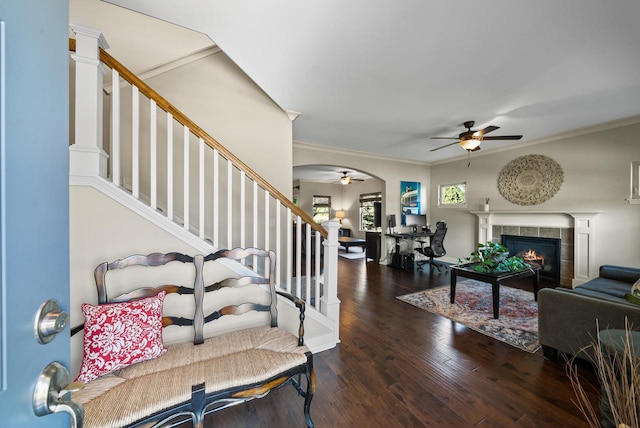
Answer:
[
  {"xmin": 473, "ymin": 211, "xmax": 492, "ymax": 243},
  {"xmin": 69, "ymin": 24, "xmax": 109, "ymax": 178},
  {"xmin": 570, "ymin": 213, "xmax": 600, "ymax": 287},
  {"xmin": 320, "ymin": 220, "xmax": 341, "ymax": 344}
]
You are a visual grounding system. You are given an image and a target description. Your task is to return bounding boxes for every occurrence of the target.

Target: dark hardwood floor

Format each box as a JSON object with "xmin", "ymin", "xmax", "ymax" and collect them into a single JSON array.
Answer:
[{"xmin": 204, "ymin": 258, "xmax": 599, "ymax": 427}]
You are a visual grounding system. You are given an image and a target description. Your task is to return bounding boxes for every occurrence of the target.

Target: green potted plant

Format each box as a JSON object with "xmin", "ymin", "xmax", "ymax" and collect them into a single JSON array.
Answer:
[{"xmin": 458, "ymin": 241, "xmax": 531, "ymax": 273}]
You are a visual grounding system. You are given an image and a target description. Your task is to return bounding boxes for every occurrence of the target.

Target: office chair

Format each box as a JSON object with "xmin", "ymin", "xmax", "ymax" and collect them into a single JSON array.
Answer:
[{"xmin": 415, "ymin": 222, "xmax": 448, "ymax": 272}]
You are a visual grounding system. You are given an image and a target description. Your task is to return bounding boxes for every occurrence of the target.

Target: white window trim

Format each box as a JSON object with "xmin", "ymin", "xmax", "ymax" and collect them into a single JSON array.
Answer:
[
  {"xmin": 359, "ymin": 192, "xmax": 382, "ymax": 232},
  {"xmin": 438, "ymin": 182, "xmax": 467, "ymax": 208}
]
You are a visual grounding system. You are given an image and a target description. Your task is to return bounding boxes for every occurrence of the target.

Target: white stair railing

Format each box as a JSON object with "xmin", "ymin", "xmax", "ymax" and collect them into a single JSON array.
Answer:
[{"xmin": 69, "ymin": 25, "xmax": 339, "ymax": 345}]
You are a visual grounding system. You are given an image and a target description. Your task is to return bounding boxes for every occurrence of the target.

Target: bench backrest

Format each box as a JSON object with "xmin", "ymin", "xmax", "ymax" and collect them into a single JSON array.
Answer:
[{"xmin": 93, "ymin": 248, "xmax": 277, "ymax": 346}]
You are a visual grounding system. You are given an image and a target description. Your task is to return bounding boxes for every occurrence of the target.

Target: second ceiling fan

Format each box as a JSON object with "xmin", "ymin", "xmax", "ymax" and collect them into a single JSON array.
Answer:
[
  {"xmin": 337, "ymin": 171, "xmax": 365, "ymax": 185},
  {"xmin": 430, "ymin": 121, "xmax": 522, "ymax": 152}
]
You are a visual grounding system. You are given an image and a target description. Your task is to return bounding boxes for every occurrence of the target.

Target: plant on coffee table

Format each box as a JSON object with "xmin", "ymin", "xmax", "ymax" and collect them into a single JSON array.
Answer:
[{"xmin": 458, "ymin": 241, "xmax": 531, "ymax": 273}]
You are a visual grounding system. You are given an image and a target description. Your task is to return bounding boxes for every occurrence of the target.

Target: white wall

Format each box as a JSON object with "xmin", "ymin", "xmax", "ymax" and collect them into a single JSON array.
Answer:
[
  {"xmin": 293, "ymin": 143, "xmax": 430, "ymax": 261},
  {"xmin": 70, "ymin": 186, "xmax": 202, "ymax": 376},
  {"xmin": 140, "ymin": 51, "xmax": 294, "ymax": 196},
  {"xmin": 429, "ymin": 120, "xmax": 640, "ymax": 271}
]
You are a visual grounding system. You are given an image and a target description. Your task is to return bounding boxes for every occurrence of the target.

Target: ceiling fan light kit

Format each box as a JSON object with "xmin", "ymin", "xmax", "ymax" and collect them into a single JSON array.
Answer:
[
  {"xmin": 430, "ymin": 120, "xmax": 523, "ymax": 153},
  {"xmin": 460, "ymin": 139, "xmax": 481, "ymax": 151},
  {"xmin": 338, "ymin": 171, "xmax": 364, "ymax": 185}
]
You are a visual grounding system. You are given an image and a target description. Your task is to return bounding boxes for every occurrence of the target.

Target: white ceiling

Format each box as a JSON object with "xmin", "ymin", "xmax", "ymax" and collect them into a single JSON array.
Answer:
[{"xmin": 97, "ymin": 0, "xmax": 640, "ymax": 165}]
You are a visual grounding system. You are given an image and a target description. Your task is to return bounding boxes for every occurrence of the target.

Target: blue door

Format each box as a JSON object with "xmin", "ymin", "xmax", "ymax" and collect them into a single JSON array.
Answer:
[{"xmin": 0, "ymin": 1, "xmax": 71, "ymax": 426}]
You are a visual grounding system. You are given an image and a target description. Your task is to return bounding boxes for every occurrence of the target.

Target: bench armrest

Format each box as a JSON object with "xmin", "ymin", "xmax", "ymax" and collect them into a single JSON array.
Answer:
[{"xmin": 277, "ymin": 290, "xmax": 306, "ymax": 346}]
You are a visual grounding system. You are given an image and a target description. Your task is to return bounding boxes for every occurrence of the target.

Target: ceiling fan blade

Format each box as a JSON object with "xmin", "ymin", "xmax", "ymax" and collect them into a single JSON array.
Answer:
[
  {"xmin": 478, "ymin": 125, "xmax": 499, "ymax": 136},
  {"xmin": 480, "ymin": 135, "xmax": 523, "ymax": 141},
  {"xmin": 430, "ymin": 137, "xmax": 459, "ymax": 140},
  {"xmin": 471, "ymin": 146, "xmax": 481, "ymax": 152},
  {"xmin": 430, "ymin": 141, "xmax": 460, "ymax": 152}
]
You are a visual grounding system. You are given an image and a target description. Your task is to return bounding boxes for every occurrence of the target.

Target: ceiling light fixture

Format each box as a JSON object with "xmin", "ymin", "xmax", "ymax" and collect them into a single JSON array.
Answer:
[
  {"xmin": 459, "ymin": 139, "xmax": 481, "ymax": 151},
  {"xmin": 340, "ymin": 176, "xmax": 351, "ymax": 185}
]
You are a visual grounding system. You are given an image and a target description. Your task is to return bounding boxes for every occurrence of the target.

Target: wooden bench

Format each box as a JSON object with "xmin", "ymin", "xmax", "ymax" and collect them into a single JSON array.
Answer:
[{"xmin": 70, "ymin": 248, "xmax": 315, "ymax": 427}]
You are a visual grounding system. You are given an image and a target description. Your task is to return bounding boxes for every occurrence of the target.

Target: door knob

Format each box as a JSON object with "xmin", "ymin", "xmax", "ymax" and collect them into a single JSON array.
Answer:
[
  {"xmin": 33, "ymin": 361, "xmax": 84, "ymax": 428},
  {"xmin": 34, "ymin": 299, "xmax": 69, "ymax": 344}
]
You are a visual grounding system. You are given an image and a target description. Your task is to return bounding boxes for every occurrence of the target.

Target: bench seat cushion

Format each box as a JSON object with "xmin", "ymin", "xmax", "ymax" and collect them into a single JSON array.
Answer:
[{"xmin": 73, "ymin": 326, "xmax": 309, "ymax": 428}]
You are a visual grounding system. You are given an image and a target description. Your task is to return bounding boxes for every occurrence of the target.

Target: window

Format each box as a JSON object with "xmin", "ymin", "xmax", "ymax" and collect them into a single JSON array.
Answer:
[
  {"xmin": 359, "ymin": 192, "xmax": 382, "ymax": 231},
  {"xmin": 312, "ymin": 195, "xmax": 331, "ymax": 223},
  {"xmin": 439, "ymin": 182, "xmax": 466, "ymax": 207}
]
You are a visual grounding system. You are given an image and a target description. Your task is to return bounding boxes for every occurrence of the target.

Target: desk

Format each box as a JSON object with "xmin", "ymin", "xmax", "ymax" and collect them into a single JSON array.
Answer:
[
  {"xmin": 386, "ymin": 232, "xmax": 434, "ymax": 269},
  {"xmin": 386, "ymin": 232, "xmax": 434, "ymax": 254}
]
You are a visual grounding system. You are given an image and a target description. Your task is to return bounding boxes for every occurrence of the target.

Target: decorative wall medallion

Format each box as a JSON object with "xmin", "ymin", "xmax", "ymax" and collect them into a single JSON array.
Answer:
[{"xmin": 497, "ymin": 154, "xmax": 564, "ymax": 205}]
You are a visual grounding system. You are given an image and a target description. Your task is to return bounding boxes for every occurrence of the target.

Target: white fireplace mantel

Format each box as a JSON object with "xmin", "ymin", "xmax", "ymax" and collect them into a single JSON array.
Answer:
[{"xmin": 471, "ymin": 211, "xmax": 602, "ymax": 287}]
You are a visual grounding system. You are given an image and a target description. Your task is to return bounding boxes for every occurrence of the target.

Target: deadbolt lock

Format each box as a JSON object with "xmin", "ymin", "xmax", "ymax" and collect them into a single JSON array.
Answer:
[{"xmin": 34, "ymin": 299, "xmax": 69, "ymax": 344}]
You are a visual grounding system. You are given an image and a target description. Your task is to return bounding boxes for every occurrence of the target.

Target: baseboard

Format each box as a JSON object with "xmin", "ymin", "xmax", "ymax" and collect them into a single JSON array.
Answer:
[{"xmin": 305, "ymin": 332, "xmax": 339, "ymax": 354}]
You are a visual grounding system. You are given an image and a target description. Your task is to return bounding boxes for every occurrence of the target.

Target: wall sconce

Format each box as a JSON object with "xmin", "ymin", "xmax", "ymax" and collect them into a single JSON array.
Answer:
[{"xmin": 336, "ymin": 210, "xmax": 346, "ymax": 224}]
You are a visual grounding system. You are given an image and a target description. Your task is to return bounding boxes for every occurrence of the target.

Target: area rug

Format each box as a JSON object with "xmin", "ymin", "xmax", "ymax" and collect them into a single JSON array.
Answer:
[
  {"xmin": 397, "ymin": 280, "xmax": 540, "ymax": 353},
  {"xmin": 338, "ymin": 247, "xmax": 366, "ymax": 259}
]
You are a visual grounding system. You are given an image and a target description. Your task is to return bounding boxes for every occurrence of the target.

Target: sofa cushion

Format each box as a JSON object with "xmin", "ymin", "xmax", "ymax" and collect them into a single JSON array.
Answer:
[
  {"xmin": 599, "ymin": 265, "xmax": 640, "ymax": 283},
  {"xmin": 570, "ymin": 287, "xmax": 631, "ymax": 305},
  {"xmin": 575, "ymin": 278, "xmax": 632, "ymax": 299}
]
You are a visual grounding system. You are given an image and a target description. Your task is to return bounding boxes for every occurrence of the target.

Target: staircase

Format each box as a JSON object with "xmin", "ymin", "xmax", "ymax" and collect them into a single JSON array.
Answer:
[{"xmin": 68, "ymin": 25, "xmax": 340, "ymax": 353}]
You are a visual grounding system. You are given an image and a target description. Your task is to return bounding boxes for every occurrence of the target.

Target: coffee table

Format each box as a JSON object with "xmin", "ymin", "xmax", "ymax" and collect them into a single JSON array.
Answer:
[
  {"xmin": 450, "ymin": 264, "xmax": 540, "ymax": 319},
  {"xmin": 338, "ymin": 236, "xmax": 367, "ymax": 253}
]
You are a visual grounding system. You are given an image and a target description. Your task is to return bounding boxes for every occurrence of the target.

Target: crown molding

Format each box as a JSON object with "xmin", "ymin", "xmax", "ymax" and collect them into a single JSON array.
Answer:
[
  {"xmin": 286, "ymin": 110, "xmax": 301, "ymax": 121},
  {"xmin": 293, "ymin": 140, "xmax": 429, "ymax": 167},
  {"xmin": 103, "ymin": 45, "xmax": 220, "ymax": 94}
]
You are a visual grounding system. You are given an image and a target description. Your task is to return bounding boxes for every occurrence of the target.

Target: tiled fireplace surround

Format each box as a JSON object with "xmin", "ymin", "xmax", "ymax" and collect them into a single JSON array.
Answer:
[{"xmin": 471, "ymin": 211, "xmax": 600, "ymax": 288}]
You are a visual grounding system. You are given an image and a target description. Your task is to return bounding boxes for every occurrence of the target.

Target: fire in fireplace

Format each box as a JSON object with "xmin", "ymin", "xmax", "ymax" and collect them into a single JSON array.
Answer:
[
  {"xmin": 522, "ymin": 249, "xmax": 545, "ymax": 266},
  {"xmin": 501, "ymin": 235, "xmax": 561, "ymax": 283}
]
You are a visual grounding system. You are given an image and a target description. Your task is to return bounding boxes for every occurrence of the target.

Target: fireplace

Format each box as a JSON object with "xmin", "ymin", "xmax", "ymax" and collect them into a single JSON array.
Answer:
[{"xmin": 501, "ymin": 235, "xmax": 561, "ymax": 283}]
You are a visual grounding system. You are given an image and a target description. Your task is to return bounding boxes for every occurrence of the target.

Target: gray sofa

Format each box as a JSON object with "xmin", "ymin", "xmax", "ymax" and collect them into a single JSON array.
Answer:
[{"xmin": 538, "ymin": 265, "xmax": 640, "ymax": 360}]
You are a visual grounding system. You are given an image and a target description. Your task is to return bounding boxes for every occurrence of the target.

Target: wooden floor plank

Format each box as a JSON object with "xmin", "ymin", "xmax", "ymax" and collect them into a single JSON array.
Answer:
[{"xmin": 202, "ymin": 258, "xmax": 598, "ymax": 426}]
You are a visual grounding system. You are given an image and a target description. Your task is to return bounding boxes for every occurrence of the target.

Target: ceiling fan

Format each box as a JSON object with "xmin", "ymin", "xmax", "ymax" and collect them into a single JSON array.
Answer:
[
  {"xmin": 430, "ymin": 121, "xmax": 523, "ymax": 152},
  {"xmin": 336, "ymin": 171, "xmax": 365, "ymax": 185}
]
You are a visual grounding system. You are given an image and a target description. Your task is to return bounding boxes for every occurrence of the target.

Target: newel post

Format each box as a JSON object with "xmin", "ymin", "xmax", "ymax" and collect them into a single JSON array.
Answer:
[
  {"xmin": 69, "ymin": 24, "xmax": 109, "ymax": 178},
  {"xmin": 321, "ymin": 220, "xmax": 341, "ymax": 344}
]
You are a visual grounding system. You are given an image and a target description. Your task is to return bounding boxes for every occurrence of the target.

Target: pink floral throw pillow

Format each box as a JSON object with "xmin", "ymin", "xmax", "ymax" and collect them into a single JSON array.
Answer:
[{"xmin": 76, "ymin": 291, "xmax": 167, "ymax": 383}]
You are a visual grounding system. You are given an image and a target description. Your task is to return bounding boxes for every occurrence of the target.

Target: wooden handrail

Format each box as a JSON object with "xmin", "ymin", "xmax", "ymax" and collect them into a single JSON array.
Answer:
[{"xmin": 69, "ymin": 38, "xmax": 326, "ymax": 237}]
